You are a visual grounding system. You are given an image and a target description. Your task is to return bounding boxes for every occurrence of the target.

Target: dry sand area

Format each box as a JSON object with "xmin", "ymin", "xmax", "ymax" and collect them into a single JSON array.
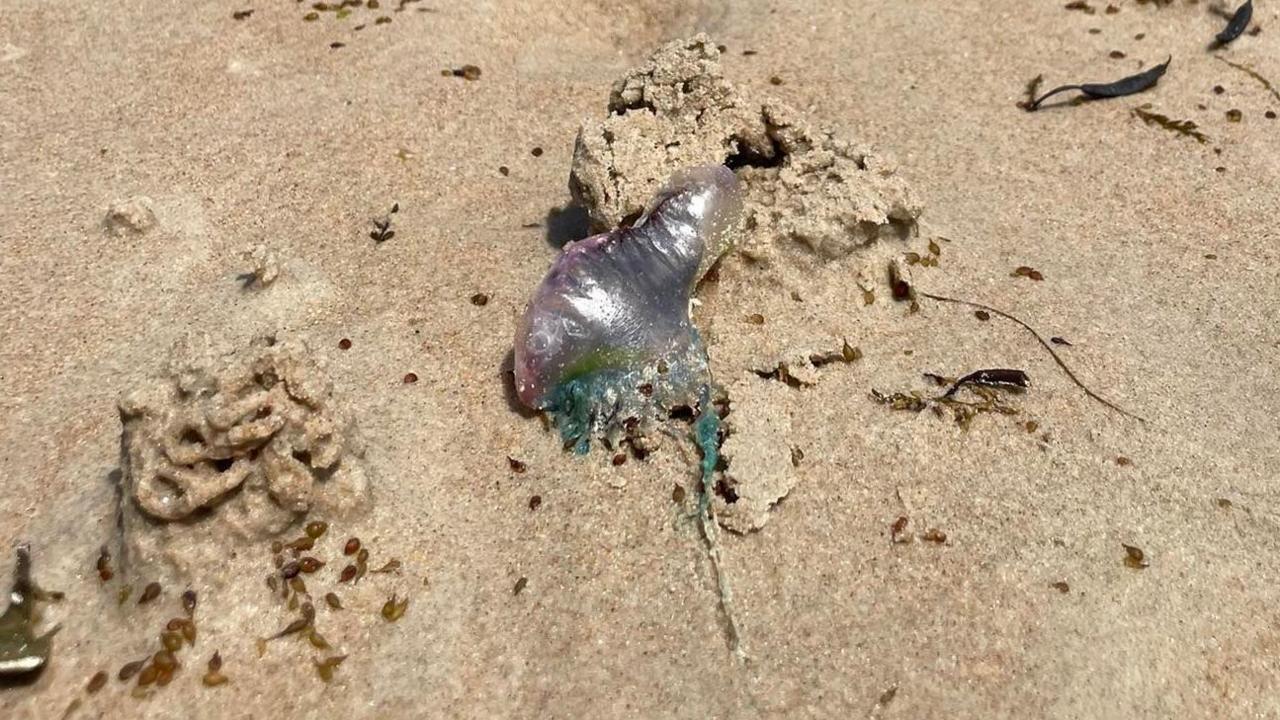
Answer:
[{"xmin": 3, "ymin": 0, "xmax": 1280, "ymax": 718}]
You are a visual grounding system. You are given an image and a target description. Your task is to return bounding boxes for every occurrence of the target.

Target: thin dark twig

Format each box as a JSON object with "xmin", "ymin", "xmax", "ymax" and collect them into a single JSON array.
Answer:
[{"xmin": 917, "ymin": 290, "xmax": 1146, "ymax": 422}]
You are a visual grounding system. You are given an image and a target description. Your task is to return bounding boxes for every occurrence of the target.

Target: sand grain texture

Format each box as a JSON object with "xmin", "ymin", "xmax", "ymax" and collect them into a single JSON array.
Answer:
[{"xmin": 1, "ymin": 1, "xmax": 1279, "ymax": 718}]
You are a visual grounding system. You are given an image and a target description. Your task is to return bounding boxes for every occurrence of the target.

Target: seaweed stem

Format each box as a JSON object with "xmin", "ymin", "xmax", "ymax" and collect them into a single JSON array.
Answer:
[{"xmin": 917, "ymin": 291, "xmax": 1146, "ymax": 422}]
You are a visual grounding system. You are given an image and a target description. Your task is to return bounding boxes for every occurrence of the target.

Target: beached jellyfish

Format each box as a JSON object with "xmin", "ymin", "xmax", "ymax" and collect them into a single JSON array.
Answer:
[{"xmin": 514, "ymin": 165, "xmax": 742, "ymax": 453}]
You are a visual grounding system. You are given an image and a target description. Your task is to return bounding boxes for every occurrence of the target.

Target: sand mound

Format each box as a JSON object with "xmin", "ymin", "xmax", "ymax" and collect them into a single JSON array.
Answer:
[
  {"xmin": 116, "ymin": 335, "xmax": 369, "ymax": 578},
  {"xmin": 569, "ymin": 34, "xmax": 923, "ymax": 264}
]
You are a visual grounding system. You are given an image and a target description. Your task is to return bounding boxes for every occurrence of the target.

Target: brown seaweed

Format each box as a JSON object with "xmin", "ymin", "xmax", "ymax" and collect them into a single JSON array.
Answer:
[
  {"xmin": 1132, "ymin": 107, "xmax": 1210, "ymax": 143},
  {"xmin": 1027, "ymin": 56, "xmax": 1171, "ymax": 111}
]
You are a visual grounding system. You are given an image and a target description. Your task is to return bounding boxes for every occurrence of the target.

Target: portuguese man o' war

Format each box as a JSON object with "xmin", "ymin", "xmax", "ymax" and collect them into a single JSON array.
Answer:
[
  {"xmin": 515, "ymin": 165, "xmax": 748, "ymax": 659},
  {"xmin": 514, "ymin": 165, "xmax": 743, "ymax": 453}
]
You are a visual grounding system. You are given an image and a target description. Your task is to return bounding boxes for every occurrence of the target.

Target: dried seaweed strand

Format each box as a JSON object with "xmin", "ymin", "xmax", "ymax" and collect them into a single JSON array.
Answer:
[
  {"xmin": 917, "ymin": 291, "xmax": 1145, "ymax": 422},
  {"xmin": 1215, "ymin": 56, "xmax": 1280, "ymax": 102},
  {"xmin": 1132, "ymin": 107, "xmax": 1209, "ymax": 143}
]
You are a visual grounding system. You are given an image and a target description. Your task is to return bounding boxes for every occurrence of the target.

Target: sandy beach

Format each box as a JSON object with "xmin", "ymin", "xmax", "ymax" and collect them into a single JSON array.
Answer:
[{"xmin": 2, "ymin": 0, "xmax": 1279, "ymax": 717}]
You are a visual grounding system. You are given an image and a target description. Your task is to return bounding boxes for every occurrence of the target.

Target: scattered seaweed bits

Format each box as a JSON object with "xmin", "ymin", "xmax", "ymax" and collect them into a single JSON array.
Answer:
[
  {"xmin": 1050, "ymin": 336, "xmax": 1072, "ymax": 346},
  {"xmin": 95, "ymin": 545, "xmax": 113, "ymax": 582},
  {"xmin": 891, "ymin": 516, "xmax": 912, "ymax": 544},
  {"xmin": 182, "ymin": 590, "xmax": 197, "ymax": 616},
  {"xmin": 1026, "ymin": 56, "xmax": 1170, "ymax": 111},
  {"xmin": 447, "ymin": 64, "xmax": 481, "ymax": 80},
  {"xmin": 531, "ymin": 146, "xmax": 543, "ymax": 157},
  {"xmin": 528, "ymin": 494, "xmax": 542, "ymax": 510},
  {"xmin": 1050, "ymin": 581, "xmax": 1071, "ymax": 593},
  {"xmin": 921, "ymin": 528, "xmax": 948, "ymax": 544},
  {"xmin": 1064, "ymin": 0, "xmax": 1096, "ymax": 12},
  {"xmin": 161, "ymin": 631, "xmax": 183, "ymax": 652},
  {"xmin": 1115, "ymin": 455, "xmax": 1133, "ymax": 466},
  {"xmin": 138, "ymin": 581, "xmax": 162, "ymax": 605},
  {"xmin": 315, "ymin": 655, "xmax": 347, "ymax": 683},
  {"xmin": 974, "ymin": 310, "xmax": 991, "ymax": 321},
  {"xmin": 1012, "ymin": 265, "xmax": 1044, "ymax": 281},
  {"xmin": 343, "ymin": 538, "xmax": 361, "ymax": 556},
  {"xmin": 307, "ymin": 629, "xmax": 331, "ymax": 650},
  {"xmin": 324, "ymin": 592, "xmax": 343, "ymax": 610},
  {"xmin": 118, "ymin": 659, "xmax": 145, "ymax": 682},
  {"xmin": 370, "ymin": 214, "xmax": 395, "ymax": 243},
  {"xmin": 1215, "ymin": 0, "xmax": 1253, "ymax": 45},
  {"xmin": 1122, "ymin": 544, "xmax": 1149, "ymax": 569},
  {"xmin": 271, "ymin": 617, "xmax": 310, "ymax": 640},
  {"xmin": 470, "ymin": 292, "xmax": 490, "ymax": 306},
  {"xmin": 942, "ymin": 369, "xmax": 1030, "ymax": 398},
  {"xmin": 381, "ymin": 593, "xmax": 409, "ymax": 621},
  {"xmin": 513, "ymin": 577, "xmax": 528, "ymax": 596},
  {"xmin": 233, "ymin": 9, "xmax": 254, "ymax": 20},
  {"xmin": 355, "ymin": 548, "xmax": 370, "ymax": 583},
  {"xmin": 871, "ymin": 390, "xmax": 928, "ymax": 413},
  {"xmin": 1017, "ymin": 75, "xmax": 1045, "ymax": 110},
  {"xmin": 507, "ymin": 456, "xmax": 527, "ymax": 474},
  {"xmin": 1225, "ymin": 108, "xmax": 1242, "ymax": 122},
  {"xmin": 305, "ymin": 520, "xmax": 329, "ymax": 539},
  {"xmin": 86, "ymin": 670, "xmax": 108, "ymax": 693},
  {"xmin": 203, "ymin": 651, "xmax": 228, "ymax": 687},
  {"xmin": 1213, "ymin": 85, "xmax": 1226, "ymax": 94},
  {"xmin": 672, "ymin": 483, "xmax": 687, "ymax": 504},
  {"xmin": 151, "ymin": 650, "xmax": 177, "ymax": 672},
  {"xmin": 1267, "ymin": 110, "xmax": 1277, "ymax": 119},
  {"xmin": 372, "ymin": 560, "xmax": 401, "ymax": 574}
]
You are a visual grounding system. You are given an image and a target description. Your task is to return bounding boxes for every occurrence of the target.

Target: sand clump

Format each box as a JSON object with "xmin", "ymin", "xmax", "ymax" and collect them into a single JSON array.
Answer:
[
  {"xmin": 104, "ymin": 196, "xmax": 157, "ymax": 236},
  {"xmin": 714, "ymin": 375, "xmax": 797, "ymax": 532},
  {"xmin": 569, "ymin": 35, "xmax": 923, "ymax": 529},
  {"xmin": 116, "ymin": 335, "xmax": 369, "ymax": 578},
  {"xmin": 569, "ymin": 34, "xmax": 923, "ymax": 264}
]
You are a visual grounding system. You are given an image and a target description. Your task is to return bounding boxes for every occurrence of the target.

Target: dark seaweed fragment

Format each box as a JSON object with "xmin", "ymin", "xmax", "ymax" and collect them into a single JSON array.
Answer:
[
  {"xmin": 1027, "ymin": 56, "xmax": 1171, "ymax": 111},
  {"xmin": 941, "ymin": 369, "xmax": 1029, "ymax": 398},
  {"xmin": 1132, "ymin": 106, "xmax": 1209, "ymax": 143},
  {"xmin": 0, "ymin": 546, "xmax": 58, "ymax": 677},
  {"xmin": 1016, "ymin": 74, "xmax": 1045, "ymax": 110},
  {"xmin": 1215, "ymin": 0, "xmax": 1253, "ymax": 46}
]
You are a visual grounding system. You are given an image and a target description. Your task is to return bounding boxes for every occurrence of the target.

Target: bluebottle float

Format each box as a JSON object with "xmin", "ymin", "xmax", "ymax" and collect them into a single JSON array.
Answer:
[{"xmin": 514, "ymin": 165, "xmax": 743, "ymax": 452}]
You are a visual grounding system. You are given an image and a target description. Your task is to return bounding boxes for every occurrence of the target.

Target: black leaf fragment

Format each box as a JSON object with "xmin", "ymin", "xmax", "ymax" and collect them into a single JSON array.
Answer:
[
  {"xmin": 1026, "ymin": 56, "xmax": 1171, "ymax": 111},
  {"xmin": 941, "ymin": 369, "xmax": 1030, "ymax": 398},
  {"xmin": 1215, "ymin": 0, "xmax": 1253, "ymax": 46}
]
